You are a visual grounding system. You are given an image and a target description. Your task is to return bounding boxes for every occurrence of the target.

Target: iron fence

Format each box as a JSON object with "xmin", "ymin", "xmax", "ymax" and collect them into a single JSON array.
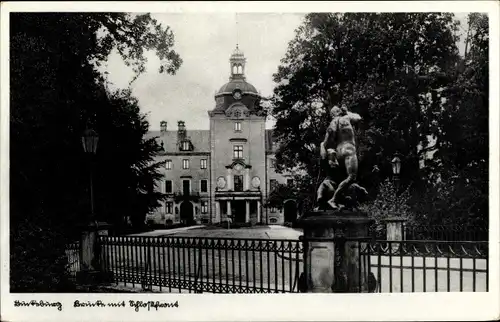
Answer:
[
  {"xmin": 369, "ymin": 223, "xmax": 488, "ymax": 241},
  {"xmin": 66, "ymin": 242, "xmax": 80, "ymax": 278},
  {"xmin": 64, "ymin": 235, "xmax": 489, "ymax": 293},
  {"xmin": 360, "ymin": 240, "xmax": 489, "ymax": 292},
  {"xmin": 403, "ymin": 225, "xmax": 488, "ymax": 241},
  {"xmin": 98, "ymin": 236, "xmax": 304, "ymax": 293}
]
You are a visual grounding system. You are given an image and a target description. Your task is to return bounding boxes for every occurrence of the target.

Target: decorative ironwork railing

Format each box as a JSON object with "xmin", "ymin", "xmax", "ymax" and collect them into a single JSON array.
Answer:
[
  {"xmin": 359, "ymin": 239, "xmax": 489, "ymax": 292},
  {"xmin": 66, "ymin": 236, "xmax": 489, "ymax": 293},
  {"xmin": 368, "ymin": 223, "xmax": 488, "ymax": 241},
  {"xmin": 65, "ymin": 242, "xmax": 80, "ymax": 278},
  {"xmin": 403, "ymin": 224, "xmax": 488, "ymax": 241},
  {"xmin": 98, "ymin": 236, "xmax": 304, "ymax": 293}
]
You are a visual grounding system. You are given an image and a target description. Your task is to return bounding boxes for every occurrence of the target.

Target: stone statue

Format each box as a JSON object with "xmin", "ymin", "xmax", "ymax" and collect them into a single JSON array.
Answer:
[
  {"xmin": 318, "ymin": 104, "xmax": 367, "ymax": 210},
  {"xmin": 315, "ymin": 148, "xmax": 368, "ymax": 210}
]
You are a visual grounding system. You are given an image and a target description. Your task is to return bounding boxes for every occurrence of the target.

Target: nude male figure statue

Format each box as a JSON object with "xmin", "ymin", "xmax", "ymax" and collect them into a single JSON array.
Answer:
[{"xmin": 320, "ymin": 105, "xmax": 363, "ymax": 209}]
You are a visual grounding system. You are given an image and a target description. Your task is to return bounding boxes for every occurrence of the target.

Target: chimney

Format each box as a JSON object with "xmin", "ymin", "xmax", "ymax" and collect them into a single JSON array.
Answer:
[
  {"xmin": 160, "ymin": 121, "xmax": 167, "ymax": 133},
  {"xmin": 177, "ymin": 120, "xmax": 186, "ymax": 141}
]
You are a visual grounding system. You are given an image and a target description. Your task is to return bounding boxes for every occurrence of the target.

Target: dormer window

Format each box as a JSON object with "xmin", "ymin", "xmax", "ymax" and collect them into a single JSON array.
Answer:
[{"xmin": 180, "ymin": 140, "xmax": 192, "ymax": 151}]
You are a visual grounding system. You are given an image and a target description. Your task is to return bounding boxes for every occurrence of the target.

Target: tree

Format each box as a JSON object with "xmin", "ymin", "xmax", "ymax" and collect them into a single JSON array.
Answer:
[
  {"xmin": 92, "ymin": 89, "xmax": 168, "ymax": 230},
  {"xmin": 271, "ymin": 13, "xmax": 460, "ymax": 212},
  {"xmin": 265, "ymin": 176, "xmax": 314, "ymax": 216},
  {"xmin": 421, "ymin": 13, "xmax": 489, "ymax": 226},
  {"xmin": 10, "ymin": 13, "xmax": 182, "ymax": 291}
]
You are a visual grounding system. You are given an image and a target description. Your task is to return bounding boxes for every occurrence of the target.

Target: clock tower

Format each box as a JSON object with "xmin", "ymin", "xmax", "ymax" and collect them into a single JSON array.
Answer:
[{"xmin": 208, "ymin": 45, "xmax": 267, "ymax": 225}]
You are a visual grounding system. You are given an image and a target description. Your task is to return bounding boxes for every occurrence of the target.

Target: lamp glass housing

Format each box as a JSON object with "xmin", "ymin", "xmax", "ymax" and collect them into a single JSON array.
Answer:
[{"xmin": 82, "ymin": 128, "xmax": 99, "ymax": 154}]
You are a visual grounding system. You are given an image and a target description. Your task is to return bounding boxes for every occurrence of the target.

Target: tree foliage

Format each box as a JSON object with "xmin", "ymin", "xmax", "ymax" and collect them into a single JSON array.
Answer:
[
  {"xmin": 265, "ymin": 177, "xmax": 316, "ymax": 216},
  {"xmin": 270, "ymin": 13, "xmax": 489, "ymax": 225},
  {"xmin": 10, "ymin": 13, "xmax": 181, "ymax": 291},
  {"xmin": 419, "ymin": 13, "xmax": 489, "ymax": 226}
]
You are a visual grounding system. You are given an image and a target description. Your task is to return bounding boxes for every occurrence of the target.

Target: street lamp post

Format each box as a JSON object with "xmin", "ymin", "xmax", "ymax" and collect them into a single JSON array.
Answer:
[
  {"xmin": 388, "ymin": 153, "xmax": 404, "ymax": 242},
  {"xmin": 391, "ymin": 153, "xmax": 402, "ymax": 192},
  {"xmin": 82, "ymin": 128, "xmax": 99, "ymax": 221},
  {"xmin": 78, "ymin": 128, "xmax": 111, "ymax": 285}
]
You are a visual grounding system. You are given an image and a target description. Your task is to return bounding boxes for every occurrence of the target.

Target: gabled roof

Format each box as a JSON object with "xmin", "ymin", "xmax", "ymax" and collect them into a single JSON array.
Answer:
[{"xmin": 146, "ymin": 130, "xmax": 210, "ymax": 153}]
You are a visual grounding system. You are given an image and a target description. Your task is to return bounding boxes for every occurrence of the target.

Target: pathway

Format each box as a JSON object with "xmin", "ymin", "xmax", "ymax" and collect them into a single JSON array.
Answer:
[{"xmin": 127, "ymin": 225, "xmax": 204, "ymax": 237}]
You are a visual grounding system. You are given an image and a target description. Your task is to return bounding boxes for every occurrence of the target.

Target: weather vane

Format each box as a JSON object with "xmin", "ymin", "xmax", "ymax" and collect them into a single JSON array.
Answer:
[{"xmin": 236, "ymin": 13, "xmax": 239, "ymax": 48}]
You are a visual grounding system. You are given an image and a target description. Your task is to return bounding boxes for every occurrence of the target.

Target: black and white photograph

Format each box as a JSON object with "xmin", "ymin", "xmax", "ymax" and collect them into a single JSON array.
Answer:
[{"xmin": 1, "ymin": 1, "xmax": 499, "ymax": 321}]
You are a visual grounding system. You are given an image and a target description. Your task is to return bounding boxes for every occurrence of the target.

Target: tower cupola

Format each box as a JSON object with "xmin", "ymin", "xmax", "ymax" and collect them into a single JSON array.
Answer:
[{"xmin": 229, "ymin": 45, "xmax": 246, "ymax": 80}]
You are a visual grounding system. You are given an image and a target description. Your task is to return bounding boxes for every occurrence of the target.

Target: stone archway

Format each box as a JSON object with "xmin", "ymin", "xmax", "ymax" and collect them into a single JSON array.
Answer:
[
  {"xmin": 284, "ymin": 199, "xmax": 297, "ymax": 223},
  {"xmin": 180, "ymin": 201, "xmax": 194, "ymax": 225}
]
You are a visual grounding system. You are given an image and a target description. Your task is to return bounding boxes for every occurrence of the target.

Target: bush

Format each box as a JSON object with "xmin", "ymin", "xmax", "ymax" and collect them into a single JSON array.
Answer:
[
  {"xmin": 360, "ymin": 179, "xmax": 415, "ymax": 226},
  {"xmin": 11, "ymin": 219, "xmax": 78, "ymax": 292}
]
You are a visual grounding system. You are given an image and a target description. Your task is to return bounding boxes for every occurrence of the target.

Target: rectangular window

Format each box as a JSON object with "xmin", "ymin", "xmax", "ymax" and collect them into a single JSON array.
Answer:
[
  {"xmin": 287, "ymin": 179, "xmax": 294, "ymax": 186},
  {"xmin": 182, "ymin": 141, "xmax": 190, "ymax": 151},
  {"xmin": 182, "ymin": 159, "xmax": 190, "ymax": 169},
  {"xmin": 200, "ymin": 179, "xmax": 208, "ymax": 193},
  {"xmin": 233, "ymin": 145, "xmax": 243, "ymax": 159},
  {"xmin": 182, "ymin": 180, "xmax": 190, "ymax": 195},
  {"xmin": 234, "ymin": 175, "xmax": 243, "ymax": 192},
  {"xmin": 270, "ymin": 207, "xmax": 278, "ymax": 213},
  {"xmin": 165, "ymin": 202, "xmax": 173, "ymax": 214},
  {"xmin": 165, "ymin": 180, "xmax": 172, "ymax": 193},
  {"xmin": 201, "ymin": 201, "xmax": 208, "ymax": 214},
  {"xmin": 200, "ymin": 159, "xmax": 207, "ymax": 169},
  {"xmin": 165, "ymin": 160, "xmax": 172, "ymax": 170},
  {"xmin": 270, "ymin": 158, "xmax": 275, "ymax": 168},
  {"xmin": 234, "ymin": 122, "xmax": 242, "ymax": 132}
]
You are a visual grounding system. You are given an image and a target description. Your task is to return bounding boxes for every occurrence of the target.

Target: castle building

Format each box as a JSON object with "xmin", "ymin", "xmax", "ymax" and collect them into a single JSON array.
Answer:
[{"xmin": 146, "ymin": 46, "xmax": 297, "ymax": 226}]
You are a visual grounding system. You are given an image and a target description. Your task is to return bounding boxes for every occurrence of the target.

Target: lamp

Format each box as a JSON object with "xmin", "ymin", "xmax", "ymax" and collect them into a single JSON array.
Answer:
[
  {"xmin": 391, "ymin": 153, "xmax": 402, "ymax": 191},
  {"xmin": 391, "ymin": 155, "xmax": 401, "ymax": 175},
  {"xmin": 82, "ymin": 128, "xmax": 99, "ymax": 154}
]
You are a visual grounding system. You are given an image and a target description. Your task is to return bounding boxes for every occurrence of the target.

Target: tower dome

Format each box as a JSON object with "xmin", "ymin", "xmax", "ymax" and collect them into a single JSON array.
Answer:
[{"xmin": 215, "ymin": 45, "xmax": 259, "ymax": 96}]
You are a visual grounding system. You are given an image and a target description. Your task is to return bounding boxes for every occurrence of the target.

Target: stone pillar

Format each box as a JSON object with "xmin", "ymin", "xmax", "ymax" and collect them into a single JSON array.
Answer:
[
  {"xmin": 215, "ymin": 201, "xmax": 220, "ymax": 223},
  {"xmin": 77, "ymin": 221, "xmax": 112, "ymax": 285},
  {"xmin": 257, "ymin": 200, "xmax": 261, "ymax": 223},
  {"xmin": 245, "ymin": 201, "xmax": 250, "ymax": 223},
  {"xmin": 245, "ymin": 168, "xmax": 250, "ymax": 190},
  {"xmin": 383, "ymin": 217, "xmax": 406, "ymax": 241},
  {"xmin": 382, "ymin": 217, "xmax": 406, "ymax": 252},
  {"xmin": 298, "ymin": 210, "xmax": 375, "ymax": 293},
  {"xmin": 226, "ymin": 168, "xmax": 232, "ymax": 190},
  {"xmin": 227, "ymin": 200, "xmax": 232, "ymax": 220}
]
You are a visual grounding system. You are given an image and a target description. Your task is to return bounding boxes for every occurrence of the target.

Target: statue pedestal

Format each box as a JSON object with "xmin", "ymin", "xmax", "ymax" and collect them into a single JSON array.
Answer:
[
  {"xmin": 76, "ymin": 221, "xmax": 113, "ymax": 285},
  {"xmin": 298, "ymin": 210, "xmax": 375, "ymax": 293}
]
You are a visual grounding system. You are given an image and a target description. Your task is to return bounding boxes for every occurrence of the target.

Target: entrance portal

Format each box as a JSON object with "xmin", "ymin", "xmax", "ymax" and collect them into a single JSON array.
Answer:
[
  {"xmin": 231, "ymin": 200, "xmax": 246, "ymax": 223},
  {"xmin": 284, "ymin": 200, "xmax": 297, "ymax": 223},
  {"xmin": 180, "ymin": 201, "xmax": 194, "ymax": 225}
]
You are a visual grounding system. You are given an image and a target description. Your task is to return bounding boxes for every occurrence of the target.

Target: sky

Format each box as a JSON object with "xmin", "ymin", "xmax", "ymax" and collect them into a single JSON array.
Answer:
[{"xmin": 103, "ymin": 13, "xmax": 469, "ymax": 131}]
